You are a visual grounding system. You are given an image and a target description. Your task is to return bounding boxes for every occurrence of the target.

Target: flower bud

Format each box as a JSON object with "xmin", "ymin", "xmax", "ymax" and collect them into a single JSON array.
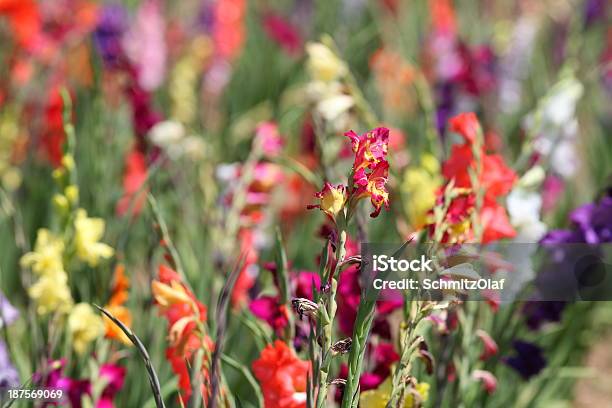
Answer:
[
  {"xmin": 52, "ymin": 194, "xmax": 69, "ymax": 213},
  {"xmin": 65, "ymin": 185, "xmax": 79, "ymax": 205},
  {"xmin": 331, "ymin": 338, "xmax": 352, "ymax": 355},
  {"xmin": 291, "ymin": 298, "xmax": 318, "ymax": 320}
]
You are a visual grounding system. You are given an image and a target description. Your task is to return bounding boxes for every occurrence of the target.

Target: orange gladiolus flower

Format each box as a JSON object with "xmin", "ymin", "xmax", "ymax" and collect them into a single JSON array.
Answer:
[
  {"xmin": 153, "ymin": 264, "xmax": 212, "ymax": 403},
  {"xmin": 252, "ymin": 340, "xmax": 311, "ymax": 408},
  {"xmin": 104, "ymin": 264, "xmax": 132, "ymax": 345},
  {"xmin": 152, "ymin": 280, "xmax": 195, "ymax": 309}
]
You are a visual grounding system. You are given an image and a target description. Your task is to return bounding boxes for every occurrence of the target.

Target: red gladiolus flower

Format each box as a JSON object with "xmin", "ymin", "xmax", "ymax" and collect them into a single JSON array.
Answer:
[
  {"xmin": 41, "ymin": 86, "xmax": 68, "ymax": 167},
  {"xmin": 480, "ymin": 203, "xmax": 516, "ymax": 244},
  {"xmin": 476, "ymin": 329, "xmax": 498, "ymax": 360},
  {"xmin": 431, "ymin": 113, "xmax": 517, "ymax": 243},
  {"xmin": 116, "ymin": 148, "xmax": 148, "ymax": 216},
  {"xmin": 0, "ymin": 0, "xmax": 41, "ymax": 49},
  {"xmin": 354, "ymin": 161, "xmax": 390, "ymax": 218},
  {"xmin": 252, "ymin": 340, "xmax": 310, "ymax": 408},
  {"xmin": 449, "ymin": 112, "xmax": 479, "ymax": 144},
  {"xmin": 345, "ymin": 127, "xmax": 389, "ymax": 176}
]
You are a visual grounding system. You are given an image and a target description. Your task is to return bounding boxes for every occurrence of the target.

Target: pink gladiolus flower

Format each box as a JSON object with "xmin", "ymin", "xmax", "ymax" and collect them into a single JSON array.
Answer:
[
  {"xmin": 345, "ymin": 127, "xmax": 389, "ymax": 175},
  {"xmin": 476, "ymin": 329, "xmax": 498, "ymax": 360},
  {"xmin": 256, "ymin": 121, "xmax": 284, "ymax": 157},
  {"xmin": 123, "ymin": 0, "xmax": 167, "ymax": 91},
  {"xmin": 472, "ymin": 370, "xmax": 497, "ymax": 394},
  {"xmin": 354, "ymin": 161, "xmax": 390, "ymax": 218}
]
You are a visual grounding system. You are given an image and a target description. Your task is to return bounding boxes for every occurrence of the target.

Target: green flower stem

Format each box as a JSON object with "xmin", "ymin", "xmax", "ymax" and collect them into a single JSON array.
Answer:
[
  {"xmin": 340, "ymin": 296, "xmax": 377, "ymax": 408},
  {"xmin": 387, "ymin": 301, "xmax": 424, "ymax": 408},
  {"xmin": 315, "ymin": 228, "xmax": 346, "ymax": 408}
]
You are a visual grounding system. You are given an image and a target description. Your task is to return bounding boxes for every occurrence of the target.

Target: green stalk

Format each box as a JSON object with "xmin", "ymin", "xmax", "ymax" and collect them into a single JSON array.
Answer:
[{"xmin": 315, "ymin": 228, "xmax": 347, "ymax": 408}]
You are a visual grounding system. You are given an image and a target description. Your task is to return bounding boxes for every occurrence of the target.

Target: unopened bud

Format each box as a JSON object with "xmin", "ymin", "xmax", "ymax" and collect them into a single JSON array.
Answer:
[
  {"xmin": 65, "ymin": 185, "xmax": 79, "ymax": 205},
  {"xmin": 331, "ymin": 338, "xmax": 352, "ymax": 355},
  {"xmin": 329, "ymin": 378, "xmax": 347, "ymax": 387},
  {"xmin": 291, "ymin": 298, "xmax": 318, "ymax": 320},
  {"xmin": 52, "ymin": 194, "xmax": 69, "ymax": 213},
  {"xmin": 61, "ymin": 154, "xmax": 75, "ymax": 171}
]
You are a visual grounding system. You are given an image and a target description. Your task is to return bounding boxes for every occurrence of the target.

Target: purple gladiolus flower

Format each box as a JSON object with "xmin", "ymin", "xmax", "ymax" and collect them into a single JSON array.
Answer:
[
  {"xmin": 522, "ymin": 301, "xmax": 566, "ymax": 330},
  {"xmin": 0, "ymin": 291, "xmax": 18, "ymax": 327},
  {"xmin": 0, "ymin": 340, "xmax": 19, "ymax": 388},
  {"xmin": 584, "ymin": 0, "xmax": 607, "ymax": 26},
  {"xmin": 541, "ymin": 189, "xmax": 612, "ymax": 244},
  {"xmin": 504, "ymin": 340, "xmax": 547, "ymax": 379},
  {"xmin": 93, "ymin": 5, "xmax": 128, "ymax": 68}
]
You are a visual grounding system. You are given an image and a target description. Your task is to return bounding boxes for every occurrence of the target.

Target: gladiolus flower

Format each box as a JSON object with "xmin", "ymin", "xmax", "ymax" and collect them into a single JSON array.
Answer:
[
  {"xmin": 354, "ymin": 161, "xmax": 390, "ymax": 218},
  {"xmin": 152, "ymin": 280, "xmax": 195, "ymax": 309},
  {"xmin": 249, "ymin": 296, "xmax": 289, "ymax": 336},
  {"xmin": 306, "ymin": 42, "xmax": 347, "ymax": 82},
  {"xmin": 402, "ymin": 155, "xmax": 442, "ymax": 228},
  {"xmin": 104, "ymin": 265, "xmax": 132, "ymax": 345},
  {"xmin": 0, "ymin": 339, "xmax": 19, "ymax": 388},
  {"xmin": 28, "ymin": 274, "xmax": 73, "ymax": 315},
  {"xmin": 153, "ymin": 265, "xmax": 211, "ymax": 403},
  {"xmin": 345, "ymin": 127, "xmax": 389, "ymax": 175},
  {"xmin": 116, "ymin": 149, "xmax": 148, "ymax": 216},
  {"xmin": 504, "ymin": 340, "xmax": 546, "ymax": 379},
  {"xmin": 255, "ymin": 121, "xmax": 284, "ymax": 157},
  {"xmin": 252, "ymin": 340, "xmax": 310, "ymax": 408},
  {"xmin": 449, "ymin": 112, "xmax": 480, "ymax": 144},
  {"xmin": 476, "ymin": 329, "xmax": 498, "ymax": 360},
  {"xmin": 472, "ymin": 370, "xmax": 497, "ymax": 394},
  {"xmin": 308, "ymin": 182, "xmax": 346, "ymax": 220},
  {"xmin": 97, "ymin": 364, "xmax": 127, "ymax": 408},
  {"xmin": 0, "ymin": 291, "xmax": 18, "ymax": 328},
  {"xmin": 20, "ymin": 229, "xmax": 65, "ymax": 276},
  {"xmin": 74, "ymin": 209, "xmax": 114, "ymax": 266},
  {"xmin": 68, "ymin": 303, "xmax": 105, "ymax": 354},
  {"xmin": 0, "ymin": 0, "xmax": 41, "ymax": 49},
  {"xmin": 360, "ymin": 377, "xmax": 429, "ymax": 408},
  {"xmin": 430, "ymin": 113, "xmax": 517, "ymax": 243},
  {"xmin": 263, "ymin": 13, "xmax": 302, "ymax": 55}
]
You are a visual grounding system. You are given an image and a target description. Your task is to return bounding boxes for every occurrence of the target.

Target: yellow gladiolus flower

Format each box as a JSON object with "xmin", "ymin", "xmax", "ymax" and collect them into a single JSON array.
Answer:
[
  {"xmin": 74, "ymin": 209, "xmax": 114, "ymax": 266},
  {"xmin": 306, "ymin": 42, "xmax": 347, "ymax": 82},
  {"xmin": 360, "ymin": 377, "xmax": 429, "ymax": 408},
  {"xmin": 307, "ymin": 182, "xmax": 347, "ymax": 221},
  {"xmin": 402, "ymin": 155, "xmax": 441, "ymax": 229},
  {"xmin": 68, "ymin": 303, "xmax": 105, "ymax": 354},
  {"xmin": 20, "ymin": 229, "xmax": 65, "ymax": 276},
  {"xmin": 28, "ymin": 273, "xmax": 73, "ymax": 315}
]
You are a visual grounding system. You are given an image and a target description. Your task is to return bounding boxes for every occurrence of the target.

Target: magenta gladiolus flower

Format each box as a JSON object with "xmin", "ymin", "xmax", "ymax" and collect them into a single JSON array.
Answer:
[{"xmin": 249, "ymin": 296, "xmax": 290, "ymax": 336}]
